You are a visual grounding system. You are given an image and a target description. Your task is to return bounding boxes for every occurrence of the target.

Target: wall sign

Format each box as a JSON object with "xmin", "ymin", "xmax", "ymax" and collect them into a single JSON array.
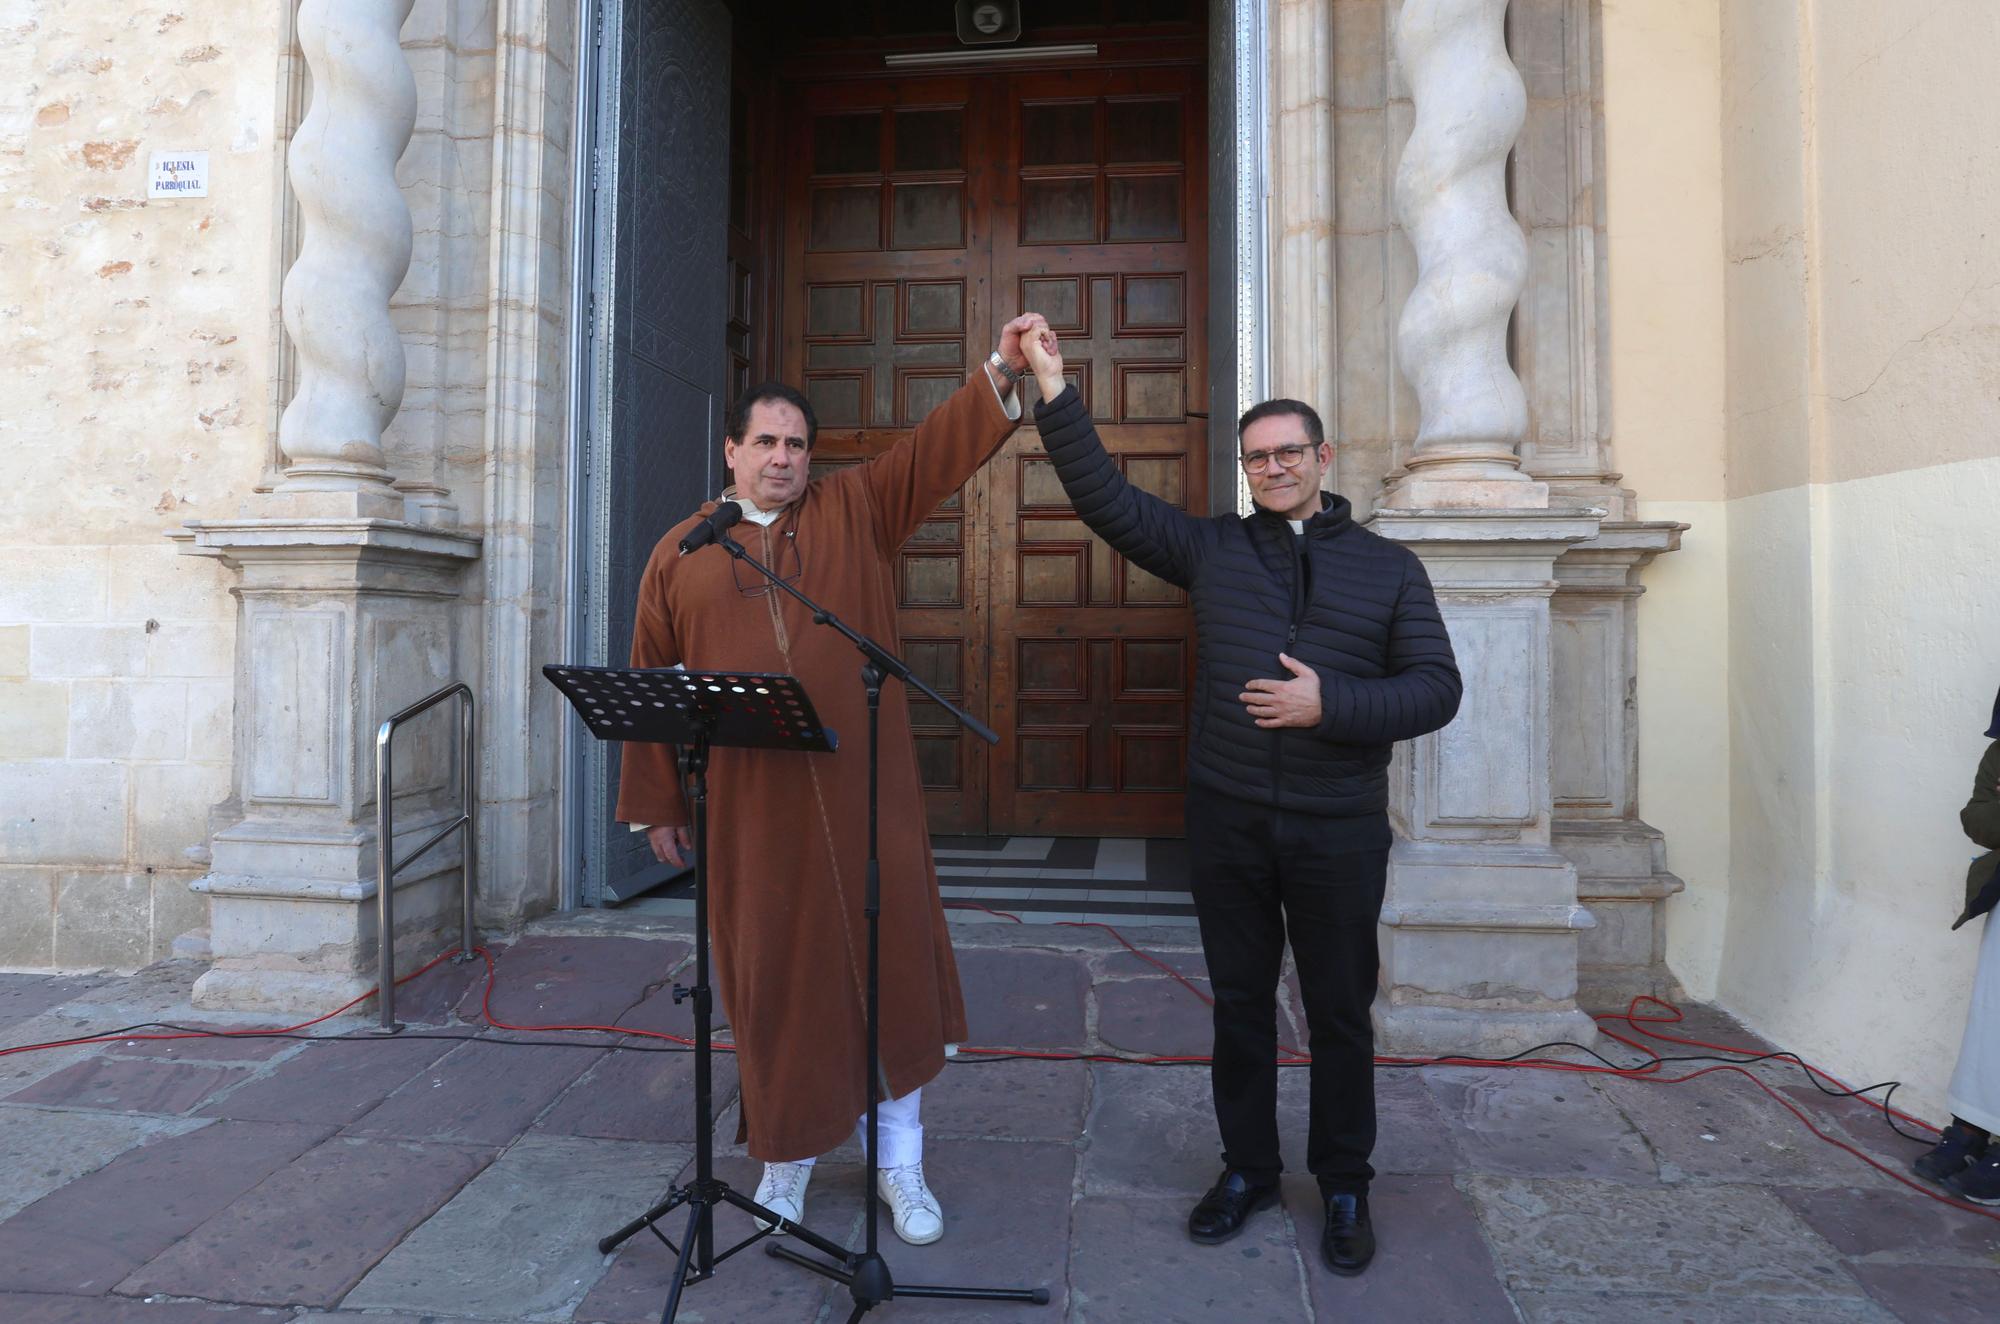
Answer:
[{"xmin": 148, "ymin": 151, "xmax": 210, "ymax": 199}]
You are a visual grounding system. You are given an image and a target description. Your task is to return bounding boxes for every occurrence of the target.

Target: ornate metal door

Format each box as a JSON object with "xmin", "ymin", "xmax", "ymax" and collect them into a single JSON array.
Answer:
[{"xmin": 578, "ymin": 0, "xmax": 732, "ymax": 904}]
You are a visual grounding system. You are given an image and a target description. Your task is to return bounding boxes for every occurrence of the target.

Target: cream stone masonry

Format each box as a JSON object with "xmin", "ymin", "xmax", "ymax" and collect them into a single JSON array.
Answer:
[
  {"xmin": 1269, "ymin": 0, "xmax": 1337, "ymax": 452},
  {"xmin": 1370, "ymin": 0, "xmax": 1603, "ymax": 1054},
  {"xmin": 2, "ymin": 3, "xmax": 284, "ymax": 970},
  {"xmin": 475, "ymin": 0, "xmax": 579, "ymax": 926},
  {"xmin": 182, "ymin": 0, "xmax": 484, "ymax": 1012}
]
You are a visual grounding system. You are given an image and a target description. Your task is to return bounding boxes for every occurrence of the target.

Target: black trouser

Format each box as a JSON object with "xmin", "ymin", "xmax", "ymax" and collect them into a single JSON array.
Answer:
[{"xmin": 1186, "ymin": 791, "xmax": 1390, "ymax": 1196}]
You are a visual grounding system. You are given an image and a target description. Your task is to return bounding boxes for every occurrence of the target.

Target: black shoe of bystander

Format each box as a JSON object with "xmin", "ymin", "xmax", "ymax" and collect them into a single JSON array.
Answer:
[
  {"xmin": 1187, "ymin": 1169, "xmax": 1280, "ymax": 1245},
  {"xmin": 1913, "ymin": 1121, "xmax": 1988, "ymax": 1185},
  {"xmin": 1321, "ymin": 1191, "xmax": 1375, "ymax": 1276},
  {"xmin": 1945, "ymin": 1153, "xmax": 2000, "ymax": 1206}
]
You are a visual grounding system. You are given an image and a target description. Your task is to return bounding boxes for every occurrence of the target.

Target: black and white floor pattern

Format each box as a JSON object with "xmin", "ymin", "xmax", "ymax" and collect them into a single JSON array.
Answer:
[
  {"xmin": 623, "ymin": 836, "xmax": 1197, "ymax": 927},
  {"xmin": 933, "ymin": 836, "xmax": 1196, "ymax": 927}
]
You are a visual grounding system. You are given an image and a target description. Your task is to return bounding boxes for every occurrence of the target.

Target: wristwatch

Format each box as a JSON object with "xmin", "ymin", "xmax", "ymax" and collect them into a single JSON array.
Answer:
[{"xmin": 986, "ymin": 349, "xmax": 1023, "ymax": 385}]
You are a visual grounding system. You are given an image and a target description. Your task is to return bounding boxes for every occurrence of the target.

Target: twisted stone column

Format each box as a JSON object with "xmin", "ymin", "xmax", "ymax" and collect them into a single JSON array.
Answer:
[
  {"xmin": 1371, "ymin": 0, "xmax": 1599, "ymax": 1054},
  {"xmin": 277, "ymin": 0, "xmax": 417, "ymax": 496},
  {"xmin": 1387, "ymin": 0, "xmax": 1541, "ymax": 507}
]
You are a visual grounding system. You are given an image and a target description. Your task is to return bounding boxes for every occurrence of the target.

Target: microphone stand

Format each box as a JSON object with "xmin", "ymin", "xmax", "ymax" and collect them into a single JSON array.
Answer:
[{"xmin": 714, "ymin": 529, "xmax": 1047, "ymax": 1320}]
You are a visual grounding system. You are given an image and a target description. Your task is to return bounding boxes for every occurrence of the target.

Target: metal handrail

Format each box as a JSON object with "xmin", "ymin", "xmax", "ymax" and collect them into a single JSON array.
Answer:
[{"xmin": 374, "ymin": 682, "xmax": 478, "ymax": 1033}]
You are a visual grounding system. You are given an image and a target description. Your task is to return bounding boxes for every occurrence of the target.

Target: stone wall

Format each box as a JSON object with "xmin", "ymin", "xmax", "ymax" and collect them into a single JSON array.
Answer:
[
  {"xmin": 0, "ymin": 3, "xmax": 288, "ymax": 968},
  {"xmin": 0, "ymin": 0, "xmax": 579, "ymax": 976}
]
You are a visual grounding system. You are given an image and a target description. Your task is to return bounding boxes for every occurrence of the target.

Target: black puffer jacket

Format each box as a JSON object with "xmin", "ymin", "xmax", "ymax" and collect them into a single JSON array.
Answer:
[{"xmin": 1035, "ymin": 387, "xmax": 1462, "ymax": 817}]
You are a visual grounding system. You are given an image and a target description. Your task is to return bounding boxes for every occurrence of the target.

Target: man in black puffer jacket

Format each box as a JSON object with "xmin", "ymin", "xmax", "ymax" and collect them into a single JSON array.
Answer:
[{"xmin": 1022, "ymin": 331, "xmax": 1461, "ymax": 1277}]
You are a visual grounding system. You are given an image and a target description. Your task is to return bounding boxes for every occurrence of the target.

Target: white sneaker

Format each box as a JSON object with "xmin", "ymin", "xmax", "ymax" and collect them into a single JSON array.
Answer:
[
  {"xmin": 877, "ymin": 1161, "xmax": 944, "ymax": 1245},
  {"xmin": 753, "ymin": 1161, "xmax": 811, "ymax": 1235}
]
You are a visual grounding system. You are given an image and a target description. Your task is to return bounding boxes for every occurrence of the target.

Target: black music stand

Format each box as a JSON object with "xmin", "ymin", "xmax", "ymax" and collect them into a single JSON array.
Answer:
[{"xmin": 544, "ymin": 663, "xmax": 857, "ymax": 1324}]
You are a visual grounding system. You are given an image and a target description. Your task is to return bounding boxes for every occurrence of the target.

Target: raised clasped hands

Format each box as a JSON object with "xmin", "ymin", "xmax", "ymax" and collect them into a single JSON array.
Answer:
[
  {"xmin": 1019, "ymin": 315, "xmax": 1066, "ymax": 399},
  {"xmin": 1240, "ymin": 653, "xmax": 1323, "ymax": 729}
]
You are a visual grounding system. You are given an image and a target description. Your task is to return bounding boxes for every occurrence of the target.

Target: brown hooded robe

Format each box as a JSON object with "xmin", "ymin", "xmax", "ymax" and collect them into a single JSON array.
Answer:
[{"xmin": 615, "ymin": 372, "xmax": 1018, "ymax": 1161}]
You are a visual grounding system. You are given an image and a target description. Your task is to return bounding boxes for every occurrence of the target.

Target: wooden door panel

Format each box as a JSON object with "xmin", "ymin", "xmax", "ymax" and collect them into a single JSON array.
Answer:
[
  {"xmin": 784, "ymin": 77, "xmax": 992, "ymax": 833},
  {"xmin": 989, "ymin": 65, "xmax": 1205, "ymax": 836},
  {"xmin": 780, "ymin": 60, "xmax": 1204, "ymax": 837}
]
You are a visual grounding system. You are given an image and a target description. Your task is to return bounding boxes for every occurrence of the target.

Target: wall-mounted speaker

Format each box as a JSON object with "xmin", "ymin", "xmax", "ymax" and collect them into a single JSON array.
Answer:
[{"xmin": 956, "ymin": 0, "xmax": 1022, "ymax": 46}]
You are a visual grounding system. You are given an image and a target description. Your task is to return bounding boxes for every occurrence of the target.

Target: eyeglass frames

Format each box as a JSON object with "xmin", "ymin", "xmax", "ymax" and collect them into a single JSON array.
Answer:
[{"xmin": 1239, "ymin": 444, "xmax": 1313, "ymax": 475}]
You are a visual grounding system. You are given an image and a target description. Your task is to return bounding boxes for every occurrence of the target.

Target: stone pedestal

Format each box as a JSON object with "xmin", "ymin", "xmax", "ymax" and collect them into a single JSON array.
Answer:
[
  {"xmin": 180, "ymin": 521, "xmax": 478, "ymax": 1011},
  {"xmin": 168, "ymin": 0, "xmax": 486, "ymax": 1013},
  {"xmin": 1370, "ymin": 508, "xmax": 1604, "ymax": 1055},
  {"xmin": 1552, "ymin": 519, "xmax": 1688, "ymax": 1006}
]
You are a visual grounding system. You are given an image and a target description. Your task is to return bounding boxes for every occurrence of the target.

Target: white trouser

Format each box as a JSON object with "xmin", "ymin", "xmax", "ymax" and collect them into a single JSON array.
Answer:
[{"xmin": 793, "ymin": 1087, "xmax": 923, "ymax": 1170}]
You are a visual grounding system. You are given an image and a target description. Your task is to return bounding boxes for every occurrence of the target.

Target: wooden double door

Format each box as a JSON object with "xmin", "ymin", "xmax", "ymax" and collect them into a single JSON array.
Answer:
[{"xmin": 779, "ymin": 63, "xmax": 1207, "ymax": 837}]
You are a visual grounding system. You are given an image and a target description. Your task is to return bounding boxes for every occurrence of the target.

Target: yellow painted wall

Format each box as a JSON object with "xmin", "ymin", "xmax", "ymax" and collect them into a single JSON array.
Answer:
[{"xmin": 1607, "ymin": 0, "xmax": 2000, "ymax": 1120}]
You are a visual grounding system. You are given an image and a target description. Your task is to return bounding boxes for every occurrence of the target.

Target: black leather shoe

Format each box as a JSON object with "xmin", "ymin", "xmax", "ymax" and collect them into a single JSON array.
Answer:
[
  {"xmin": 1187, "ymin": 1169, "xmax": 1279, "ymax": 1245},
  {"xmin": 1321, "ymin": 1191, "xmax": 1375, "ymax": 1276}
]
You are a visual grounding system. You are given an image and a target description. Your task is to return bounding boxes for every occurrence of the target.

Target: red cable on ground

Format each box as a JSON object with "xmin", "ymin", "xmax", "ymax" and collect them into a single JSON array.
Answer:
[
  {"xmin": 6, "ymin": 911, "xmax": 1996, "ymax": 1222},
  {"xmin": 940, "ymin": 901, "xmax": 2000, "ymax": 1224},
  {"xmin": 0, "ymin": 946, "xmax": 471, "ymax": 1059}
]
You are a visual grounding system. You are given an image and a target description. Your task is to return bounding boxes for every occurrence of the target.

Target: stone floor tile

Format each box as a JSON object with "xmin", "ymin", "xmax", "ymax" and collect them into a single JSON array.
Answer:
[
  {"xmin": 0, "ymin": 1295, "xmax": 295, "ymax": 1323},
  {"xmin": 612, "ymin": 965, "xmax": 702, "ymax": 1039},
  {"xmin": 345, "ymin": 1036, "xmax": 604, "ymax": 1145},
  {"xmin": 119, "ymin": 1135, "xmax": 496, "ymax": 1307},
  {"xmin": 1594, "ymin": 1001, "xmax": 1782, "ymax": 1058},
  {"xmin": 1462, "ymin": 1176, "xmax": 1870, "ymax": 1299},
  {"xmin": 1598, "ymin": 1072, "xmax": 1904, "ymax": 1190},
  {"xmin": 343, "ymin": 1134, "xmax": 692, "ymax": 1319},
  {"xmin": 1093, "ymin": 975, "xmax": 1213, "ymax": 1058},
  {"xmin": 0, "ymin": 1005, "xmax": 153, "ymax": 1102},
  {"xmin": 1094, "ymin": 948, "xmax": 1209, "ymax": 980},
  {"xmin": 196, "ymin": 1034, "xmax": 459, "ymax": 1126},
  {"xmin": 534, "ymin": 1039, "xmax": 736, "ymax": 1145},
  {"xmin": 1068, "ymin": 1194, "xmax": 1307, "ymax": 1323},
  {"xmin": 1772, "ymin": 1183, "xmax": 2000, "ymax": 1264},
  {"xmin": 575, "ymin": 1154, "xmax": 862, "ymax": 1324},
  {"xmin": 5, "ymin": 1055, "xmax": 239, "ymax": 1115},
  {"xmin": 1423, "ymin": 1067, "xmax": 1658, "ymax": 1181},
  {"xmin": 866, "ymin": 1137, "xmax": 1075, "ymax": 1321},
  {"xmin": 0, "ymin": 974, "xmax": 104, "ymax": 1031},
  {"xmin": 459, "ymin": 935, "xmax": 683, "ymax": 1030},
  {"xmin": 1847, "ymin": 1261, "xmax": 2000, "ymax": 1323},
  {"xmin": 1512, "ymin": 1290, "xmax": 1894, "ymax": 1322},
  {"xmin": 100, "ymin": 1026, "xmax": 298, "ymax": 1062},
  {"xmin": 954, "ymin": 948, "xmax": 1089, "ymax": 1048},
  {"xmin": 923, "ymin": 1057, "xmax": 1088, "ymax": 1142},
  {"xmin": 0, "ymin": 1120, "xmax": 330, "ymax": 1295},
  {"xmin": 1080, "ymin": 1061, "xmax": 1222, "ymax": 1198},
  {"xmin": 0, "ymin": 1106, "xmax": 204, "ymax": 1221},
  {"xmin": 1371, "ymin": 1067, "xmax": 1464, "ymax": 1175},
  {"xmin": 383, "ymin": 950, "xmax": 489, "ymax": 1026},
  {"xmin": 1284, "ymin": 1173, "xmax": 1515, "ymax": 1322},
  {"xmin": 1778, "ymin": 1083, "xmax": 1936, "ymax": 1175}
]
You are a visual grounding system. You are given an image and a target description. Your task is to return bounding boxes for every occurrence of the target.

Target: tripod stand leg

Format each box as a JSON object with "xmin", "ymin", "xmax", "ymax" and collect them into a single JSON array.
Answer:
[
  {"xmin": 656, "ymin": 1199, "xmax": 703, "ymax": 1324},
  {"xmin": 719, "ymin": 1184, "xmax": 854, "ymax": 1265},
  {"xmin": 599, "ymin": 1185, "xmax": 689, "ymax": 1254}
]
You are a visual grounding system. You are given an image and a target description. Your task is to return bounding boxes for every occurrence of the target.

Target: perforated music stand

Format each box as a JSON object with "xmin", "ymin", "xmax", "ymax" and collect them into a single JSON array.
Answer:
[{"xmin": 543, "ymin": 663, "xmax": 853, "ymax": 1324}]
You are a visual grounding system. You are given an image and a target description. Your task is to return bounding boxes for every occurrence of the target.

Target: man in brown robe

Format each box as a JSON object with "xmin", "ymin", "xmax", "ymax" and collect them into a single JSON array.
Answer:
[{"xmin": 616, "ymin": 314, "xmax": 1050, "ymax": 1246}]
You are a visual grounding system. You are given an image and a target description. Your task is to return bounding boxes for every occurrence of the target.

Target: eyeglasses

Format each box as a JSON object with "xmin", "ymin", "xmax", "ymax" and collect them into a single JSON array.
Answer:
[
  {"xmin": 730, "ymin": 527, "xmax": 805, "ymax": 599},
  {"xmin": 1239, "ymin": 444, "xmax": 1312, "ymax": 474}
]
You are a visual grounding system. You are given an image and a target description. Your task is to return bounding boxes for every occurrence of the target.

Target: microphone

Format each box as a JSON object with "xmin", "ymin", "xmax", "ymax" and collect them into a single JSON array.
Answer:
[{"xmin": 678, "ymin": 501, "xmax": 744, "ymax": 556}]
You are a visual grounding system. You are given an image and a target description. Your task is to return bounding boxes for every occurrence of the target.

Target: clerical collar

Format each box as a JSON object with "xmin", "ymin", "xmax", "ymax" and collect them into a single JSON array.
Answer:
[
  {"xmin": 726, "ymin": 491, "xmax": 785, "ymax": 527},
  {"xmin": 1287, "ymin": 518, "xmax": 1305, "ymax": 534}
]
